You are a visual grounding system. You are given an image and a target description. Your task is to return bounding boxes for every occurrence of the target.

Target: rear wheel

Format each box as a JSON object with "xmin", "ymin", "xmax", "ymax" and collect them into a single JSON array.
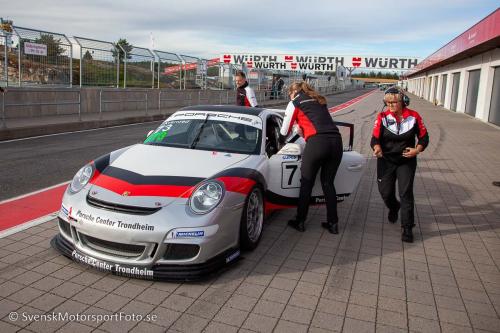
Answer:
[{"xmin": 240, "ymin": 186, "xmax": 264, "ymax": 250}]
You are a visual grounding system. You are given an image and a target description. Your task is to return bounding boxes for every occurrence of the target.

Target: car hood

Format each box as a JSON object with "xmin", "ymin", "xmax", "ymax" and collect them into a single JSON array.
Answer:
[{"xmin": 88, "ymin": 144, "xmax": 250, "ymax": 207}]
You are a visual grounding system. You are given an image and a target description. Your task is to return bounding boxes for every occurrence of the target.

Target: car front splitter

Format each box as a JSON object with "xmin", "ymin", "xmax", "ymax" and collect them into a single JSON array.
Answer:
[{"xmin": 51, "ymin": 234, "xmax": 241, "ymax": 282}]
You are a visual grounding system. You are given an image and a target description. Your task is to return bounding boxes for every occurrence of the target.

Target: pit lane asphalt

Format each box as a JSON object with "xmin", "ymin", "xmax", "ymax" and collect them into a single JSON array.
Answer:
[{"xmin": 0, "ymin": 88, "xmax": 373, "ymax": 201}]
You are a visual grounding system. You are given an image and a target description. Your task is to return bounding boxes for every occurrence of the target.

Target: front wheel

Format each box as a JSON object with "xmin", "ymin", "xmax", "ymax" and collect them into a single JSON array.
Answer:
[{"xmin": 239, "ymin": 186, "xmax": 264, "ymax": 250}]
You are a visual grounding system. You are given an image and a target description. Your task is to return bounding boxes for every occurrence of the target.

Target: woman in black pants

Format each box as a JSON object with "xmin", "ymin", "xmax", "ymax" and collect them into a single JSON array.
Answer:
[
  {"xmin": 280, "ymin": 82, "xmax": 343, "ymax": 234},
  {"xmin": 371, "ymin": 87, "xmax": 429, "ymax": 242}
]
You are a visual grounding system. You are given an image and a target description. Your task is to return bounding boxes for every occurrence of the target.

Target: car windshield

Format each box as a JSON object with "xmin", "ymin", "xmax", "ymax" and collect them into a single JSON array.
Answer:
[{"xmin": 144, "ymin": 118, "xmax": 262, "ymax": 155}]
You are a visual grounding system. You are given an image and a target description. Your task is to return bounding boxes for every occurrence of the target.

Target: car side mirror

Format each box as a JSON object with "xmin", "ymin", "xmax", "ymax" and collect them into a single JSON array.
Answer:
[{"xmin": 277, "ymin": 143, "xmax": 302, "ymax": 156}]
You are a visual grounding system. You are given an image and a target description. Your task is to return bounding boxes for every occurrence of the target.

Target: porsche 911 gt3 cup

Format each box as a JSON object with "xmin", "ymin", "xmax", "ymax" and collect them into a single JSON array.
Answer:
[{"xmin": 52, "ymin": 105, "xmax": 365, "ymax": 280}]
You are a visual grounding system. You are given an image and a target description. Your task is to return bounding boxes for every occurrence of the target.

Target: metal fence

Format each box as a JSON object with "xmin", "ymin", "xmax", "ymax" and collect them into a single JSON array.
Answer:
[
  {"xmin": 0, "ymin": 25, "xmax": 353, "ymax": 92},
  {"xmin": 121, "ymin": 45, "xmax": 154, "ymax": 88},
  {"xmin": 0, "ymin": 32, "xmax": 9, "ymax": 85},
  {"xmin": 180, "ymin": 54, "xmax": 199, "ymax": 90},
  {"xmin": 12, "ymin": 26, "xmax": 72, "ymax": 87},
  {"xmin": 74, "ymin": 37, "xmax": 118, "ymax": 87},
  {"xmin": 154, "ymin": 50, "xmax": 182, "ymax": 90}
]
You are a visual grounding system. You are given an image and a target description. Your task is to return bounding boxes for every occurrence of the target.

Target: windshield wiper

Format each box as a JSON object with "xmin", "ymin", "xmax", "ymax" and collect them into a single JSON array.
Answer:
[{"xmin": 190, "ymin": 114, "xmax": 210, "ymax": 149}]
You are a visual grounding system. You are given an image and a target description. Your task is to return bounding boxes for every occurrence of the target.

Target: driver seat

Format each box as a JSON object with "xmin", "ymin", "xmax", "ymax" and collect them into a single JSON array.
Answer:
[{"xmin": 198, "ymin": 126, "xmax": 218, "ymax": 145}]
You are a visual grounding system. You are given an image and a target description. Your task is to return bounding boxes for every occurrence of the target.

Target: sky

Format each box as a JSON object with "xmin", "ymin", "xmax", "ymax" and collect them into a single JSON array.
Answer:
[{"xmin": 1, "ymin": 0, "xmax": 498, "ymax": 63}]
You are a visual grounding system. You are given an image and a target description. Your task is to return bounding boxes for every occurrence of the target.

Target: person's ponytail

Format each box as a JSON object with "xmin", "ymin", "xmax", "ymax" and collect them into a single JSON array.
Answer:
[{"xmin": 288, "ymin": 81, "xmax": 327, "ymax": 105}]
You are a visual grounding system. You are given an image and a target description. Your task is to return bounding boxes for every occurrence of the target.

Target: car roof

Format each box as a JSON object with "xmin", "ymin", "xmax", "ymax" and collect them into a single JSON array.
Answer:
[{"xmin": 179, "ymin": 105, "xmax": 265, "ymax": 117}]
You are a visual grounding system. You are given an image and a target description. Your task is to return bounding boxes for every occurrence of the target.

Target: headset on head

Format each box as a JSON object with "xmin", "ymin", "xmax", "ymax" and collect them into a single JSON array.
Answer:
[{"xmin": 383, "ymin": 86, "xmax": 410, "ymax": 107}]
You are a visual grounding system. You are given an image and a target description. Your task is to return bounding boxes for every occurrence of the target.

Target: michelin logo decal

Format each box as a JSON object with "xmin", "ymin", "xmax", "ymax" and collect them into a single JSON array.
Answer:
[{"xmin": 175, "ymin": 231, "xmax": 205, "ymax": 238}]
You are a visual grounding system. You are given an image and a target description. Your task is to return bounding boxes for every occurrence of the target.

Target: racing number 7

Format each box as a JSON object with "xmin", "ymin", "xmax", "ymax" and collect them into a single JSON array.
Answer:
[{"xmin": 285, "ymin": 164, "xmax": 298, "ymax": 186}]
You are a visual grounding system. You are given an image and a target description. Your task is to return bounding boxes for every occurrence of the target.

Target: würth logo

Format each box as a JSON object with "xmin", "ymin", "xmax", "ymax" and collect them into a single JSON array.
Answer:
[
  {"xmin": 352, "ymin": 57, "xmax": 362, "ymax": 67},
  {"xmin": 246, "ymin": 61, "xmax": 253, "ymax": 68},
  {"xmin": 223, "ymin": 54, "xmax": 231, "ymax": 63},
  {"xmin": 291, "ymin": 63, "xmax": 297, "ymax": 69},
  {"xmin": 284, "ymin": 55, "xmax": 293, "ymax": 62}
]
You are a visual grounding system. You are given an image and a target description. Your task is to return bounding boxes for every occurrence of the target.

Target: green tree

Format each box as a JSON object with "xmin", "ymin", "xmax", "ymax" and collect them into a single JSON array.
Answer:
[
  {"xmin": 83, "ymin": 50, "xmax": 93, "ymax": 61},
  {"xmin": 34, "ymin": 34, "xmax": 65, "ymax": 58},
  {"xmin": 113, "ymin": 38, "xmax": 132, "ymax": 61}
]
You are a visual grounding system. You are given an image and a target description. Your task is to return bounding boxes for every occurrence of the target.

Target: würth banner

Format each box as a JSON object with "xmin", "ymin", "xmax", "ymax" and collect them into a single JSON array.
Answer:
[{"xmin": 220, "ymin": 54, "xmax": 420, "ymax": 71}]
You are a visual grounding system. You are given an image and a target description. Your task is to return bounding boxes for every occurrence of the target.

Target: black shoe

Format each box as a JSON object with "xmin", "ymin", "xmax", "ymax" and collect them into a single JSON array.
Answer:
[
  {"xmin": 288, "ymin": 219, "xmax": 305, "ymax": 232},
  {"xmin": 321, "ymin": 222, "xmax": 338, "ymax": 234},
  {"xmin": 388, "ymin": 203, "xmax": 400, "ymax": 223},
  {"xmin": 402, "ymin": 227, "xmax": 413, "ymax": 243}
]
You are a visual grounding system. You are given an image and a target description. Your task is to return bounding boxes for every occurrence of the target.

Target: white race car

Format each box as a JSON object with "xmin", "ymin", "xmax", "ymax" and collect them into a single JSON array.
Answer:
[{"xmin": 52, "ymin": 105, "xmax": 365, "ymax": 280}]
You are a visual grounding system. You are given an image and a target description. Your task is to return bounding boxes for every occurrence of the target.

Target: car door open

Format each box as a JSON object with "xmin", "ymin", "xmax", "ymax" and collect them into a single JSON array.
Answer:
[{"xmin": 266, "ymin": 121, "xmax": 365, "ymax": 205}]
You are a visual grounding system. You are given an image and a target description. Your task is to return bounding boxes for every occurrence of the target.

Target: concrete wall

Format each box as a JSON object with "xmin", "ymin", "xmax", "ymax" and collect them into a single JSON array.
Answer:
[
  {"xmin": 405, "ymin": 48, "xmax": 500, "ymax": 125},
  {"xmin": 1, "ymin": 88, "xmax": 241, "ymax": 119},
  {"xmin": 1, "ymin": 84, "xmax": 350, "ymax": 121}
]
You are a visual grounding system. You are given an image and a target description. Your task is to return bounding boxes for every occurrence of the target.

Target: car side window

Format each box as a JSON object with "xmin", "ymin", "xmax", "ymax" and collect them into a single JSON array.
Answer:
[{"xmin": 265, "ymin": 116, "xmax": 282, "ymax": 158}]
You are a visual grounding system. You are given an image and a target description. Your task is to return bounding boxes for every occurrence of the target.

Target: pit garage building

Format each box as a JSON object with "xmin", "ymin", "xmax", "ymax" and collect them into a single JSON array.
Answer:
[{"xmin": 405, "ymin": 8, "xmax": 500, "ymax": 127}]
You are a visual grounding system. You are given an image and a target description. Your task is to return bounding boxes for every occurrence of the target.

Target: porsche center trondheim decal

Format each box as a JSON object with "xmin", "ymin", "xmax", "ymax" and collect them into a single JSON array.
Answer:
[
  {"xmin": 71, "ymin": 251, "xmax": 154, "ymax": 278},
  {"xmin": 74, "ymin": 210, "xmax": 155, "ymax": 231},
  {"xmin": 220, "ymin": 54, "xmax": 420, "ymax": 70}
]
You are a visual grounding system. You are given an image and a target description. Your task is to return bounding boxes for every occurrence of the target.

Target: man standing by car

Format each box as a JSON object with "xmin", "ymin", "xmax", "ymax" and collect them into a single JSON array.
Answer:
[{"xmin": 235, "ymin": 71, "xmax": 258, "ymax": 107}]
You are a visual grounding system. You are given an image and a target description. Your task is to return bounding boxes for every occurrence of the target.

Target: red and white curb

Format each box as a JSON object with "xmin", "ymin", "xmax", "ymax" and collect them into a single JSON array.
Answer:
[{"xmin": 0, "ymin": 181, "xmax": 69, "ymax": 238}]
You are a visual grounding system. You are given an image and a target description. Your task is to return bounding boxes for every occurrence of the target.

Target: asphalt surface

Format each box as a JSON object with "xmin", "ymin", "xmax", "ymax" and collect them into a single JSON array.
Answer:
[{"xmin": 0, "ymin": 88, "xmax": 373, "ymax": 201}]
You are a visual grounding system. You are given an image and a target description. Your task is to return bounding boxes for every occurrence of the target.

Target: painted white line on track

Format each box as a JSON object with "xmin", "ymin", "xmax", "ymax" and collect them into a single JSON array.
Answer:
[
  {"xmin": 0, "ymin": 211, "xmax": 58, "ymax": 238},
  {"xmin": 0, "ymin": 181, "xmax": 70, "ymax": 205},
  {"xmin": 0, "ymin": 120, "xmax": 161, "ymax": 144}
]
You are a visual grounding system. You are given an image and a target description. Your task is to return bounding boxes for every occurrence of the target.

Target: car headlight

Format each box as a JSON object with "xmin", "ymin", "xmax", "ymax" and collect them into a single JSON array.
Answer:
[
  {"xmin": 189, "ymin": 181, "xmax": 224, "ymax": 214},
  {"xmin": 69, "ymin": 164, "xmax": 94, "ymax": 194}
]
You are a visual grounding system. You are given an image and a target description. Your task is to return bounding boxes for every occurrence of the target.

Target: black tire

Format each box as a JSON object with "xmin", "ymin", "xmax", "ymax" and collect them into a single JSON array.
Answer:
[{"xmin": 239, "ymin": 186, "xmax": 264, "ymax": 250}]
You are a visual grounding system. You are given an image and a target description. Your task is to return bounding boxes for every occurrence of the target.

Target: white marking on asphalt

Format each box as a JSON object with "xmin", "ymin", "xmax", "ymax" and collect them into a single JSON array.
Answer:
[
  {"xmin": 0, "ymin": 181, "xmax": 70, "ymax": 205},
  {"xmin": 0, "ymin": 120, "xmax": 161, "ymax": 144}
]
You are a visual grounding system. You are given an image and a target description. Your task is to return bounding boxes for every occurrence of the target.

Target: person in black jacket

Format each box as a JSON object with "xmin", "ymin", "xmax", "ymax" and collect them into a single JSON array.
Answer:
[
  {"xmin": 280, "ymin": 81, "xmax": 343, "ymax": 234},
  {"xmin": 371, "ymin": 87, "xmax": 429, "ymax": 242}
]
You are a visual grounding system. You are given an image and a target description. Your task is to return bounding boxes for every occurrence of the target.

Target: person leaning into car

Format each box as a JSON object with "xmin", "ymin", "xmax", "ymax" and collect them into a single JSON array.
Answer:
[
  {"xmin": 280, "ymin": 81, "xmax": 343, "ymax": 234},
  {"xmin": 371, "ymin": 86, "xmax": 429, "ymax": 243},
  {"xmin": 235, "ymin": 71, "xmax": 258, "ymax": 107}
]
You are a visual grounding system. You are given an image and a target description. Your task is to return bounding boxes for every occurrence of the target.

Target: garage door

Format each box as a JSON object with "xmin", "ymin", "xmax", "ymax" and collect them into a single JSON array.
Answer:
[
  {"xmin": 450, "ymin": 73, "xmax": 461, "ymax": 111},
  {"xmin": 465, "ymin": 69, "xmax": 481, "ymax": 117},
  {"xmin": 488, "ymin": 66, "xmax": 500, "ymax": 126},
  {"xmin": 440, "ymin": 74, "xmax": 447, "ymax": 106},
  {"xmin": 432, "ymin": 76, "xmax": 439, "ymax": 103}
]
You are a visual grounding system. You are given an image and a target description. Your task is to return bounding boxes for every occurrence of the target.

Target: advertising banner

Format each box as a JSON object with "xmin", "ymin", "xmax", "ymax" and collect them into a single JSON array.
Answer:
[{"xmin": 220, "ymin": 54, "xmax": 420, "ymax": 71}]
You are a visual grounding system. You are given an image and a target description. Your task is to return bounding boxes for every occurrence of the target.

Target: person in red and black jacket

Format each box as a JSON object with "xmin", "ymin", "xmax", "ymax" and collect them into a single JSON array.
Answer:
[
  {"xmin": 280, "ymin": 81, "xmax": 343, "ymax": 234},
  {"xmin": 235, "ymin": 71, "xmax": 258, "ymax": 107},
  {"xmin": 371, "ymin": 87, "xmax": 429, "ymax": 243}
]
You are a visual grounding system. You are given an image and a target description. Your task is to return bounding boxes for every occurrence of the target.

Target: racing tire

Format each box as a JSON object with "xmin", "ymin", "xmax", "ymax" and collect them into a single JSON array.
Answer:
[{"xmin": 240, "ymin": 186, "xmax": 264, "ymax": 250}]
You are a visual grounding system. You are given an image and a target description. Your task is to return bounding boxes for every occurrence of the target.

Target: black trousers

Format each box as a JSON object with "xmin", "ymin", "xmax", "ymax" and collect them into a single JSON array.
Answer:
[
  {"xmin": 297, "ymin": 135, "xmax": 343, "ymax": 224},
  {"xmin": 377, "ymin": 157, "xmax": 417, "ymax": 228}
]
